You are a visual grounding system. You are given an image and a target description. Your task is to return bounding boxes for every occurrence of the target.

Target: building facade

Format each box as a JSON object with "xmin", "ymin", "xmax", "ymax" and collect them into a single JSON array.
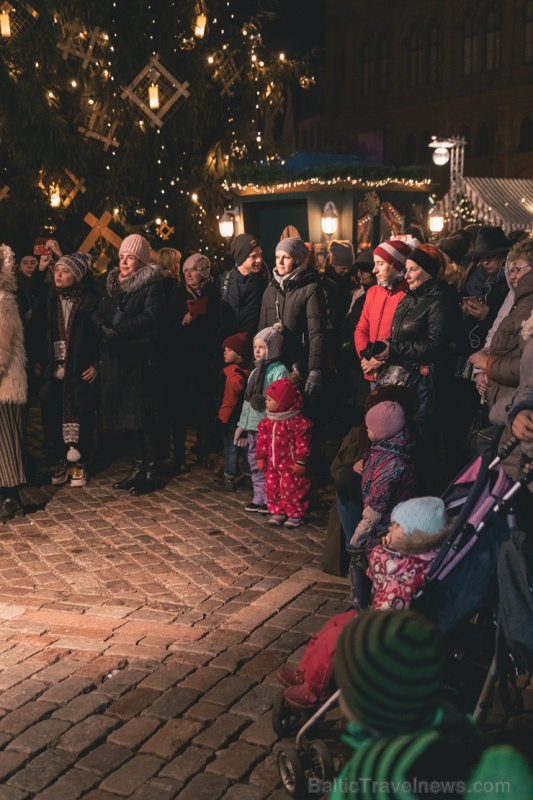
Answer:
[{"xmin": 317, "ymin": 0, "xmax": 533, "ymax": 180}]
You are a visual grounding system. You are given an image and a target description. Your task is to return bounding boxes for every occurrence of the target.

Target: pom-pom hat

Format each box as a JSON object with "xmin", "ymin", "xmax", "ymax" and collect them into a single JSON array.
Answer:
[{"xmin": 373, "ymin": 240, "xmax": 414, "ymax": 272}]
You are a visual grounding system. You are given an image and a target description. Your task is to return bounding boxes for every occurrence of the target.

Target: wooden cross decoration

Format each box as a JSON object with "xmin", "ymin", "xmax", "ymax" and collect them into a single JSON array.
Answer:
[
  {"xmin": 57, "ymin": 20, "xmax": 106, "ymax": 69},
  {"xmin": 94, "ymin": 251, "xmax": 111, "ymax": 274},
  {"xmin": 1, "ymin": 0, "xmax": 38, "ymax": 41},
  {"xmin": 121, "ymin": 54, "xmax": 190, "ymax": 128},
  {"xmin": 0, "ymin": 184, "xmax": 10, "ymax": 202},
  {"xmin": 79, "ymin": 211, "xmax": 122, "ymax": 254},
  {"xmin": 78, "ymin": 105, "xmax": 119, "ymax": 151},
  {"xmin": 213, "ymin": 52, "xmax": 243, "ymax": 97},
  {"xmin": 156, "ymin": 221, "xmax": 175, "ymax": 241}
]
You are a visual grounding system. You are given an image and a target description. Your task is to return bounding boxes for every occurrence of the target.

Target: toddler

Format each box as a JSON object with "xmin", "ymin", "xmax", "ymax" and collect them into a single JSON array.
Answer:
[
  {"xmin": 277, "ymin": 496, "xmax": 450, "ymax": 708},
  {"xmin": 256, "ymin": 373, "xmax": 312, "ymax": 528},
  {"xmin": 350, "ymin": 399, "xmax": 416, "ymax": 549},
  {"xmin": 215, "ymin": 333, "xmax": 251, "ymax": 492},
  {"xmin": 234, "ymin": 327, "xmax": 289, "ymax": 513}
]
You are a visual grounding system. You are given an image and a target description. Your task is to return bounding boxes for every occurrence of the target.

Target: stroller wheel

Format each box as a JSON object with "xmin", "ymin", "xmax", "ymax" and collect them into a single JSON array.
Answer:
[
  {"xmin": 272, "ymin": 689, "xmax": 295, "ymax": 738},
  {"xmin": 307, "ymin": 739, "xmax": 334, "ymax": 785},
  {"xmin": 277, "ymin": 744, "xmax": 306, "ymax": 797}
]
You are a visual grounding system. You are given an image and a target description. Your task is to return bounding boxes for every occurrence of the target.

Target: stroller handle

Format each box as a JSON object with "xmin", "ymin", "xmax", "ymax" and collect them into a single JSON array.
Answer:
[
  {"xmin": 478, "ymin": 461, "xmax": 533, "ymax": 531},
  {"xmin": 489, "ymin": 436, "xmax": 519, "ymax": 469}
]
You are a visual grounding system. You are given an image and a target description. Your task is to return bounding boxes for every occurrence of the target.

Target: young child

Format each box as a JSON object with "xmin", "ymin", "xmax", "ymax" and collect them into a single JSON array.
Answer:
[
  {"xmin": 256, "ymin": 373, "xmax": 312, "ymax": 528},
  {"xmin": 215, "ymin": 333, "xmax": 251, "ymax": 492},
  {"xmin": 234, "ymin": 327, "xmax": 289, "ymax": 514},
  {"xmin": 41, "ymin": 252, "xmax": 100, "ymax": 487},
  {"xmin": 350, "ymin": 399, "xmax": 416, "ymax": 550},
  {"xmin": 277, "ymin": 496, "xmax": 450, "ymax": 708}
]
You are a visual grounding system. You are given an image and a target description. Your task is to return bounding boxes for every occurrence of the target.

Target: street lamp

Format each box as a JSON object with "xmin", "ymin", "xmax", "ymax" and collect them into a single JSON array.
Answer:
[
  {"xmin": 321, "ymin": 201, "xmax": 338, "ymax": 238},
  {"xmin": 428, "ymin": 136, "xmax": 467, "ymax": 223},
  {"xmin": 218, "ymin": 207, "xmax": 240, "ymax": 241}
]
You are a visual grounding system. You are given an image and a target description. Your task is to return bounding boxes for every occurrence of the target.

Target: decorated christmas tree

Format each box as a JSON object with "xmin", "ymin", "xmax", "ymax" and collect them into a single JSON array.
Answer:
[{"xmin": 0, "ymin": 0, "xmax": 314, "ymax": 267}]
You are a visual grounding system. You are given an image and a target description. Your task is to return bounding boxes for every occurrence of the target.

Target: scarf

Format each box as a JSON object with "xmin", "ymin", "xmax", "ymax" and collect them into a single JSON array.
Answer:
[
  {"xmin": 52, "ymin": 285, "xmax": 84, "ymax": 461},
  {"xmin": 265, "ymin": 408, "xmax": 301, "ymax": 421},
  {"xmin": 245, "ymin": 358, "xmax": 277, "ymax": 402},
  {"xmin": 465, "ymin": 262, "xmax": 505, "ymax": 300}
]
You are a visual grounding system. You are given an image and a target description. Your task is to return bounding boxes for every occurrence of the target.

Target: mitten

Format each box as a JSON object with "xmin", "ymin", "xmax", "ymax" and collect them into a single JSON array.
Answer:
[
  {"xmin": 304, "ymin": 369, "xmax": 322, "ymax": 401},
  {"xmin": 292, "ymin": 462, "xmax": 306, "ymax": 476},
  {"xmin": 256, "ymin": 458, "xmax": 266, "ymax": 472}
]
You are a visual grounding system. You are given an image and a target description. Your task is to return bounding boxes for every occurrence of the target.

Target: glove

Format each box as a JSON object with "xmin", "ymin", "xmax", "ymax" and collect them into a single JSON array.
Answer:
[
  {"xmin": 101, "ymin": 324, "xmax": 118, "ymax": 342},
  {"xmin": 233, "ymin": 427, "xmax": 248, "ymax": 448},
  {"xmin": 304, "ymin": 369, "xmax": 322, "ymax": 401},
  {"xmin": 256, "ymin": 458, "xmax": 266, "ymax": 473},
  {"xmin": 292, "ymin": 462, "xmax": 306, "ymax": 477}
]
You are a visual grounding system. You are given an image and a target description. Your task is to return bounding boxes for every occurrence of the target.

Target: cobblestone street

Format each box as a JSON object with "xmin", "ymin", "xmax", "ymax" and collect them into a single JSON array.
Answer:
[{"xmin": 0, "ymin": 434, "xmax": 348, "ymax": 800}]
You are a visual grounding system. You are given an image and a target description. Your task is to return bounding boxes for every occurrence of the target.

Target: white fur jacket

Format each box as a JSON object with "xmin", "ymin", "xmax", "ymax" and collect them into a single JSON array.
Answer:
[{"xmin": 0, "ymin": 245, "xmax": 27, "ymax": 404}]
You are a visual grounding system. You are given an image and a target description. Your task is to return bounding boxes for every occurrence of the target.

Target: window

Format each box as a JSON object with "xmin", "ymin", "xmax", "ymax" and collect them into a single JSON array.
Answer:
[
  {"xmin": 409, "ymin": 27, "xmax": 423, "ymax": 87},
  {"xmin": 428, "ymin": 25, "xmax": 441, "ymax": 82},
  {"xmin": 526, "ymin": 1, "xmax": 533, "ymax": 63},
  {"xmin": 519, "ymin": 116, "xmax": 533, "ymax": 151},
  {"xmin": 404, "ymin": 132, "xmax": 417, "ymax": 165},
  {"xmin": 485, "ymin": 9, "xmax": 501, "ymax": 71},
  {"xmin": 377, "ymin": 38, "xmax": 390, "ymax": 92},
  {"xmin": 362, "ymin": 44, "xmax": 374, "ymax": 96},
  {"xmin": 463, "ymin": 13, "xmax": 479, "ymax": 76},
  {"xmin": 460, "ymin": 125, "xmax": 471, "ymax": 158},
  {"xmin": 474, "ymin": 121, "xmax": 491, "ymax": 157},
  {"xmin": 418, "ymin": 130, "xmax": 432, "ymax": 163}
]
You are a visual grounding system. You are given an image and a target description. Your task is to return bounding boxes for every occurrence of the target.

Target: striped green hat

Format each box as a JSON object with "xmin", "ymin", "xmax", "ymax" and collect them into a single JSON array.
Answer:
[{"xmin": 335, "ymin": 610, "xmax": 443, "ymax": 735}]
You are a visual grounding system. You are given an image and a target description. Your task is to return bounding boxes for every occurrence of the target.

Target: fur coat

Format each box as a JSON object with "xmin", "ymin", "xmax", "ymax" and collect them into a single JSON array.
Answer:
[{"xmin": 0, "ymin": 245, "xmax": 27, "ymax": 405}]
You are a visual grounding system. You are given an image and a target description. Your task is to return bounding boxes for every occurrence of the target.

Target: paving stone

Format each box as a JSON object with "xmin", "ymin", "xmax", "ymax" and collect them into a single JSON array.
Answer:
[
  {"xmin": 142, "ymin": 687, "xmax": 200, "ymax": 719},
  {"xmin": 179, "ymin": 667, "xmax": 229, "ymax": 693},
  {"xmin": 0, "ymin": 786, "xmax": 30, "ymax": 800},
  {"xmin": 240, "ymin": 712, "xmax": 278, "ymax": 747},
  {"xmin": 0, "ymin": 679, "xmax": 49, "ymax": 710},
  {"xmin": 0, "ymin": 750, "xmax": 28, "ymax": 782},
  {"xmin": 108, "ymin": 716, "xmax": 161, "ymax": 750},
  {"xmin": 138, "ymin": 663, "xmax": 192, "ymax": 691},
  {"xmin": 205, "ymin": 741, "xmax": 265, "ymax": 782},
  {"xmin": 238, "ymin": 650, "xmax": 287, "ymax": 681},
  {"xmin": 184, "ymin": 701, "xmax": 226, "ymax": 724},
  {"xmin": 140, "ymin": 719, "xmax": 203, "ymax": 759},
  {"xmin": 231, "ymin": 683, "xmax": 280, "ymax": 718},
  {"xmin": 52, "ymin": 691, "xmax": 111, "ymax": 722},
  {"xmin": 0, "ymin": 701, "xmax": 57, "ymax": 736},
  {"xmin": 107, "ymin": 687, "xmax": 162, "ymax": 719},
  {"xmin": 76, "ymin": 743, "xmax": 133, "ymax": 777},
  {"xmin": 38, "ymin": 676, "xmax": 96, "ymax": 705},
  {"xmin": 6, "ymin": 718, "xmax": 72, "ymax": 755},
  {"xmin": 99, "ymin": 754, "xmax": 163, "ymax": 796},
  {"xmin": 128, "ymin": 779, "xmax": 183, "ymax": 800},
  {"xmin": 177, "ymin": 773, "xmax": 229, "ymax": 800},
  {"xmin": 8, "ymin": 749, "xmax": 76, "ymax": 793},
  {"xmin": 222, "ymin": 785, "xmax": 266, "ymax": 800},
  {"xmin": 248, "ymin": 752, "xmax": 281, "ymax": 794},
  {"xmin": 203, "ymin": 676, "xmax": 255, "ymax": 708},
  {"xmin": 56, "ymin": 715, "xmax": 121, "ymax": 756},
  {"xmin": 158, "ymin": 745, "xmax": 212, "ymax": 783},
  {"xmin": 97, "ymin": 669, "xmax": 150, "ymax": 699},
  {"xmin": 209, "ymin": 645, "xmax": 262, "ymax": 672},
  {"xmin": 192, "ymin": 712, "xmax": 250, "ymax": 751},
  {"xmin": 33, "ymin": 766, "xmax": 100, "ymax": 800}
]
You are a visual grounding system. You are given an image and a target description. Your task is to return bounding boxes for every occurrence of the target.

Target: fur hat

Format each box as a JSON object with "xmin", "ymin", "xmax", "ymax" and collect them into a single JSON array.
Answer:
[
  {"xmin": 335, "ymin": 609, "xmax": 443, "ymax": 734},
  {"xmin": 373, "ymin": 240, "xmax": 414, "ymax": 272},
  {"xmin": 222, "ymin": 333, "xmax": 252, "ymax": 362},
  {"xmin": 182, "ymin": 252, "xmax": 211, "ymax": 280},
  {"xmin": 329, "ymin": 239, "xmax": 355, "ymax": 267},
  {"xmin": 391, "ymin": 496, "xmax": 447, "ymax": 536},
  {"xmin": 275, "ymin": 237, "xmax": 309, "ymax": 267},
  {"xmin": 119, "ymin": 234, "xmax": 151, "ymax": 267},
  {"xmin": 266, "ymin": 373, "xmax": 302, "ymax": 412},
  {"xmin": 365, "ymin": 400, "xmax": 406, "ymax": 440},
  {"xmin": 54, "ymin": 252, "xmax": 91, "ymax": 283},
  {"xmin": 254, "ymin": 327, "xmax": 284, "ymax": 361},
  {"xmin": 230, "ymin": 233, "xmax": 261, "ymax": 266}
]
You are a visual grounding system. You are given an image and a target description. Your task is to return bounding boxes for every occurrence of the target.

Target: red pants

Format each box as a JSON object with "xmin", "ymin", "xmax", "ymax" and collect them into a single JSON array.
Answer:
[
  {"xmin": 265, "ymin": 467, "xmax": 310, "ymax": 519},
  {"xmin": 298, "ymin": 610, "xmax": 356, "ymax": 697}
]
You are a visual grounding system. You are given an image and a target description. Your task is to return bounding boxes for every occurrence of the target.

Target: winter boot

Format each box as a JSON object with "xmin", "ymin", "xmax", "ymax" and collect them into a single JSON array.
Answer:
[{"xmin": 112, "ymin": 460, "xmax": 144, "ymax": 490}]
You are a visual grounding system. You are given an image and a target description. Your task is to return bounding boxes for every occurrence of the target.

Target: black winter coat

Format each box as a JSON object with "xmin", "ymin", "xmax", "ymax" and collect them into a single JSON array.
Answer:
[
  {"xmin": 219, "ymin": 267, "xmax": 268, "ymax": 338},
  {"xmin": 40, "ymin": 284, "xmax": 100, "ymax": 415},
  {"xmin": 93, "ymin": 264, "xmax": 164, "ymax": 431},
  {"xmin": 388, "ymin": 279, "xmax": 458, "ymax": 422},
  {"xmin": 258, "ymin": 262, "xmax": 327, "ymax": 376}
]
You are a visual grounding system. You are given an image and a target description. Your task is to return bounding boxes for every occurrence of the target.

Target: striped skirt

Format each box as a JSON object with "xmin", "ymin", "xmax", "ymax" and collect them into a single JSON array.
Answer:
[{"xmin": 0, "ymin": 403, "xmax": 26, "ymax": 487}]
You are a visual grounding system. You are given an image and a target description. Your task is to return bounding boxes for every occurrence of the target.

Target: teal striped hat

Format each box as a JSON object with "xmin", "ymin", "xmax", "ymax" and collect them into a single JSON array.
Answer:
[{"xmin": 335, "ymin": 610, "xmax": 443, "ymax": 735}]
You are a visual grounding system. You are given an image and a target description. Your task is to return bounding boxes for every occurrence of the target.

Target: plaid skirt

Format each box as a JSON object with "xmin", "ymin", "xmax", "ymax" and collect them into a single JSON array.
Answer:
[{"xmin": 0, "ymin": 403, "xmax": 26, "ymax": 487}]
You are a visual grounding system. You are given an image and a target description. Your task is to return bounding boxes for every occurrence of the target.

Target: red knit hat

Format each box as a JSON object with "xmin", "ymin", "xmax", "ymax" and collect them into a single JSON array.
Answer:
[
  {"xmin": 373, "ymin": 240, "xmax": 414, "ymax": 272},
  {"xmin": 266, "ymin": 375, "xmax": 302, "ymax": 412},
  {"xmin": 222, "ymin": 333, "xmax": 252, "ymax": 362}
]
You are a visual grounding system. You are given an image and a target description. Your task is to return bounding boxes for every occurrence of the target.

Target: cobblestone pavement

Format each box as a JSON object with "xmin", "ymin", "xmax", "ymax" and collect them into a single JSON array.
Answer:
[{"xmin": 0, "ymin": 432, "xmax": 350, "ymax": 800}]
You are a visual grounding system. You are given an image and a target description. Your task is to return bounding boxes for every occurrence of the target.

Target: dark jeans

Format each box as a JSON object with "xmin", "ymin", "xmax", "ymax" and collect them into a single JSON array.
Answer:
[
  {"xmin": 336, "ymin": 495, "xmax": 362, "ymax": 546},
  {"xmin": 221, "ymin": 420, "xmax": 246, "ymax": 478}
]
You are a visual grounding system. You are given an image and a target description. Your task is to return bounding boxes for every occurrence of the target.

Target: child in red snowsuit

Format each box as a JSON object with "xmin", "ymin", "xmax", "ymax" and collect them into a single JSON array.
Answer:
[
  {"xmin": 277, "ymin": 496, "xmax": 450, "ymax": 708},
  {"xmin": 256, "ymin": 373, "xmax": 312, "ymax": 528}
]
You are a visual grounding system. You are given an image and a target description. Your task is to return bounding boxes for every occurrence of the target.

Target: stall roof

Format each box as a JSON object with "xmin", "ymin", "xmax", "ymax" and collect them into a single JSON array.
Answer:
[{"xmin": 463, "ymin": 177, "xmax": 533, "ymax": 231}]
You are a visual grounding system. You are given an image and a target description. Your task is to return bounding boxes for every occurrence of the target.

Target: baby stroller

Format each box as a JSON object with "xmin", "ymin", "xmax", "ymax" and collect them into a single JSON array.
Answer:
[{"xmin": 273, "ymin": 438, "xmax": 533, "ymax": 798}]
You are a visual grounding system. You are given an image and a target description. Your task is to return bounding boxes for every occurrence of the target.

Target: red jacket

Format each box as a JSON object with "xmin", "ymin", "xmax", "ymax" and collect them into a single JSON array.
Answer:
[
  {"xmin": 217, "ymin": 364, "xmax": 250, "ymax": 424},
  {"xmin": 354, "ymin": 281, "xmax": 407, "ymax": 380}
]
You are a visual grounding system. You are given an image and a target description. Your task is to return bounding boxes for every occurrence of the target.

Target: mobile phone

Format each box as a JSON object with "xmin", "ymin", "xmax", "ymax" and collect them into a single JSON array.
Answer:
[{"xmin": 34, "ymin": 244, "xmax": 52, "ymax": 256}]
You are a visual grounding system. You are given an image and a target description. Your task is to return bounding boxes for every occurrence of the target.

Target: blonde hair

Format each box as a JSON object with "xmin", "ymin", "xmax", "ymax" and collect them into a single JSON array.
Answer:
[
  {"xmin": 391, "ymin": 520, "xmax": 453, "ymax": 555},
  {"xmin": 157, "ymin": 247, "xmax": 182, "ymax": 281}
]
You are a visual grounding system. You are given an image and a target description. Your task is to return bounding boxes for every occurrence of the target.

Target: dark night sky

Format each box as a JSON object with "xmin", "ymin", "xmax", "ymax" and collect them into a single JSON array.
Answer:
[{"xmin": 265, "ymin": 0, "xmax": 325, "ymax": 55}]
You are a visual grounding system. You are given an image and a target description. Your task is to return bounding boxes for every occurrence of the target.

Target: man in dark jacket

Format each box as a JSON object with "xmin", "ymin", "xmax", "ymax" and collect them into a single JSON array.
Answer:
[{"xmin": 219, "ymin": 233, "xmax": 268, "ymax": 339}]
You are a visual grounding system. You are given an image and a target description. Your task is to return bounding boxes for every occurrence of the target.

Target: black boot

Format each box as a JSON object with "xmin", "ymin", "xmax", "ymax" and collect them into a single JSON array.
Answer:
[
  {"xmin": 112, "ymin": 460, "xmax": 144, "ymax": 490},
  {"xmin": 0, "ymin": 498, "xmax": 24, "ymax": 523},
  {"xmin": 130, "ymin": 463, "xmax": 160, "ymax": 496}
]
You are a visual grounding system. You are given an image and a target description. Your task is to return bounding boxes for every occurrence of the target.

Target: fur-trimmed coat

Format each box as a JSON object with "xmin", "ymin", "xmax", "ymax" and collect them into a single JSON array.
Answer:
[
  {"xmin": 93, "ymin": 264, "xmax": 164, "ymax": 431},
  {"xmin": 0, "ymin": 247, "xmax": 27, "ymax": 405}
]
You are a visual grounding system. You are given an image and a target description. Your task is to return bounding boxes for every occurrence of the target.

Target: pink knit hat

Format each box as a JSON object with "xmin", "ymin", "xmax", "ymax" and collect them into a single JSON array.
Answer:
[
  {"xmin": 119, "ymin": 234, "xmax": 151, "ymax": 267},
  {"xmin": 365, "ymin": 400, "xmax": 406, "ymax": 440},
  {"xmin": 373, "ymin": 240, "xmax": 414, "ymax": 272}
]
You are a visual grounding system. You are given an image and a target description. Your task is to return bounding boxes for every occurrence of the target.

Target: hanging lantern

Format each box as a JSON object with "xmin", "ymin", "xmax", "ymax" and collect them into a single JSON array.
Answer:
[
  {"xmin": 49, "ymin": 184, "xmax": 61, "ymax": 208},
  {"xmin": 0, "ymin": 6, "xmax": 11, "ymax": 37},
  {"xmin": 194, "ymin": 12, "xmax": 207, "ymax": 38},
  {"xmin": 148, "ymin": 83, "xmax": 160, "ymax": 110}
]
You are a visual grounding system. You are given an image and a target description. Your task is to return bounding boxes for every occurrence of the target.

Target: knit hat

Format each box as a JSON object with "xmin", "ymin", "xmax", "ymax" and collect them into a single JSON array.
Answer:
[
  {"xmin": 391, "ymin": 496, "xmax": 447, "ymax": 536},
  {"xmin": 254, "ymin": 327, "xmax": 284, "ymax": 361},
  {"xmin": 230, "ymin": 233, "xmax": 261, "ymax": 266},
  {"xmin": 182, "ymin": 252, "xmax": 211, "ymax": 280},
  {"xmin": 222, "ymin": 333, "xmax": 252, "ymax": 362},
  {"xmin": 329, "ymin": 239, "xmax": 355, "ymax": 267},
  {"xmin": 436, "ymin": 235, "xmax": 468, "ymax": 266},
  {"xmin": 119, "ymin": 234, "xmax": 151, "ymax": 267},
  {"xmin": 355, "ymin": 248, "xmax": 375, "ymax": 273},
  {"xmin": 373, "ymin": 240, "xmax": 414, "ymax": 272},
  {"xmin": 408, "ymin": 247, "xmax": 440, "ymax": 279},
  {"xmin": 365, "ymin": 400, "xmax": 406, "ymax": 440},
  {"xmin": 275, "ymin": 237, "xmax": 309, "ymax": 267},
  {"xmin": 266, "ymin": 374, "xmax": 302, "ymax": 412},
  {"xmin": 335, "ymin": 609, "xmax": 444, "ymax": 734},
  {"xmin": 54, "ymin": 252, "xmax": 91, "ymax": 283}
]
